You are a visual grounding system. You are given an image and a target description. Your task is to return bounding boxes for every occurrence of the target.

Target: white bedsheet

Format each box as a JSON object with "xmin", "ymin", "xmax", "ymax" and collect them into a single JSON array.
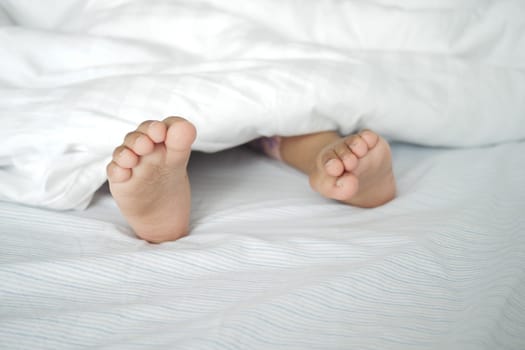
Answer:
[
  {"xmin": 1, "ymin": 0, "xmax": 525, "ymax": 210},
  {"xmin": 1, "ymin": 142, "xmax": 524, "ymax": 350}
]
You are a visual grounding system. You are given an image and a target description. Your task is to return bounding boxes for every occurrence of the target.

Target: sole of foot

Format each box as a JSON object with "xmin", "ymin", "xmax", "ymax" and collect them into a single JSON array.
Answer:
[
  {"xmin": 309, "ymin": 130, "xmax": 396, "ymax": 208},
  {"xmin": 106, "ymin": 117, "xmax": 196, "ymax": 243}
]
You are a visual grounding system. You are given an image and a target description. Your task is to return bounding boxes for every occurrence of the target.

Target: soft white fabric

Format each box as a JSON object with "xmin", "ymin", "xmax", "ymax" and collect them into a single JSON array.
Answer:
[
  {"xmin": 1, "ymin": 0, "xmax": 524, "ymax": 209},
  {"xmin": 1, "ymin": 143, "xmax": 524, "ymax": 350}
]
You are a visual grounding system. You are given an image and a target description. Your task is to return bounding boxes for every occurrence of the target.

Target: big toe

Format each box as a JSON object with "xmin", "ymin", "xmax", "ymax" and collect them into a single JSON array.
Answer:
[{"xmin": 164, "ymin": 117, "xmax": 197, "ymax": 151}]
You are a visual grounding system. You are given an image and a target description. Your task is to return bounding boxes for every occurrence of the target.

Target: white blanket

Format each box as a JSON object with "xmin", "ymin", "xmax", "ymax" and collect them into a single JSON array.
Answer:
[{"xmin": 1, "ymin": 0, "xmax": 525, "ymax": 210}]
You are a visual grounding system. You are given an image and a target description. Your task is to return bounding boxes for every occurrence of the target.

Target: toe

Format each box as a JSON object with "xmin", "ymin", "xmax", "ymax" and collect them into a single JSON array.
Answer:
[
  {"xmin": 319, "ymin": 148, "xmax": 345, "ymax": 177},
  {"xmin": 112, "ymin": 146, "xmax": 139, "ymax": 168},
  {"xmin": 123, "ymin": 131, "xmax": 155, "ymax": 156},
  {"xmin": 106, "ymin": 161, "xmax": 132, "ymax": 183},
  {"xmin": 136, "ymin": 120, "xmax": 167, "ymax": 144},
  {"xmin": 334, "ymin": 173, "xmax": 359, "ymax": 201},
  {"xmin": 163, "ymin": 116, "xmax": 197, "ymax": 152},
  {"xmin": 325, "ymin": 159, "xmax": 344, "ymax": 177},
  {"xmin": 334, "ymin": 141, "xmax": 359, "ymax": 172},
  {"xmin": 344, "ymin": 135, "xmax": 368, "ymax": 158},
  {"xmin": 310, "ymin": 172, "xmax": 359, "ymax": 202},
  {"xmin": 359, "ymin": 130, "xmax": 380, "ymax": 148}
]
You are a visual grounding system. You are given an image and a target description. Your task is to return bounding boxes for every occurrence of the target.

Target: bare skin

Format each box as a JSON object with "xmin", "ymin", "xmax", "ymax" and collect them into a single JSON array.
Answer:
[
  {"xmin": 106, "ymin": 117, "xmax": 196, "ymax": 243},
  {"xmin": 107, "ymin": 118, "xmax": 395, "ymax": 243},
  {"xmin": 280, "ymin": 130, "xmax": 396, "ymax": 208}
]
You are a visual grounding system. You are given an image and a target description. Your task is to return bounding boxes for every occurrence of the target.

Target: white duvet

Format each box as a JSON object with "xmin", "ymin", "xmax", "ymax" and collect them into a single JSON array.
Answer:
[{"xmin": 1, "ymin": 0, "xmax": 524, "ymax": 210}]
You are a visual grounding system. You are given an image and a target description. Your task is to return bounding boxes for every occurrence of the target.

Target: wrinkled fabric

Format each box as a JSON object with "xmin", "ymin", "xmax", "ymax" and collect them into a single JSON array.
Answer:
[{"xmin": 1, "ymin": 0, "xmax": 524, "ymax": 209}]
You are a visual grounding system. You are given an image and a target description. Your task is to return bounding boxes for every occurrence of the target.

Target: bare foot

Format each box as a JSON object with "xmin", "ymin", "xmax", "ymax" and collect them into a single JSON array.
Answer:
[
  {"xmin": 309, "ymin": 130, "xmax": 396, "ymax": 208},
  {"xmin": 106, "ymin": 117, "xmax": 196, "ymax": 243}
]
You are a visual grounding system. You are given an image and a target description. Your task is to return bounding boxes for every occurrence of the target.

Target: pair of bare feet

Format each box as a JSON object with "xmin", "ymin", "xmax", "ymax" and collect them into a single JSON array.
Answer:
[{"xmin": 107, "ymin": 117, "xmax": 396, "ymax": 243}]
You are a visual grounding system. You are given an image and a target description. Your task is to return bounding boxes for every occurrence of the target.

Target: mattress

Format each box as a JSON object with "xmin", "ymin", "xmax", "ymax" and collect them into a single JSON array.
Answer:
[{"xmin": 1, "ymin": 141, "xmax": 524, "ymax": 350}]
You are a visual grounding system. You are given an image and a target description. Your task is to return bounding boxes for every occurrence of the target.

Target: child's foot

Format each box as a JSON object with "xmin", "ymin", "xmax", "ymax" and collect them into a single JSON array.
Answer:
[
  {"xmin": 106, "ymin": 117, "xmax": 196, "ymax": 243},
  {"xmin": 309, "ymin": 130, "xmax": 396, "ymax": 208}
]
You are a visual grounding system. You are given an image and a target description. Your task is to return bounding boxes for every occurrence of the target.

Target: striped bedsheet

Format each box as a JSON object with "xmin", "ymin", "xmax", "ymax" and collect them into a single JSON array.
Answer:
[{"xmin": 1, "ymin": 141, "xmax": 524, "ymax": 350}]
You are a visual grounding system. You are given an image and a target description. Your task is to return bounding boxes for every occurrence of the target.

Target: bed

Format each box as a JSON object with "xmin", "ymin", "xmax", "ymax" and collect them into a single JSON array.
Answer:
[
  {"xmin": 1, "ymin": 143, "xmax": 525, "ymax": 350},
  {"xmin": 1, "ymin": 1, "xmax": 524, "ymax": 349}
]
